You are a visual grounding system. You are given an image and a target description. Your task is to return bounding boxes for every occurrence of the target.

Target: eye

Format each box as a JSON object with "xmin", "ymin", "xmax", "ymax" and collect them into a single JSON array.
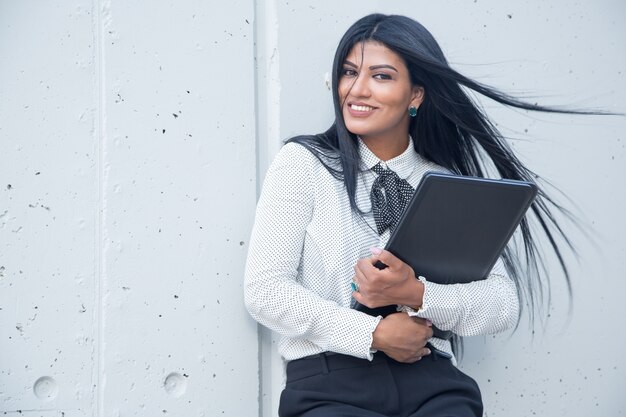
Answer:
[
  {"xmin": 373, "ymin": 73, "xmax": 392, "ymax": 80},
  {"xmin": 341, "ymin": 68, "xmax": 357, "ymax": 77}
]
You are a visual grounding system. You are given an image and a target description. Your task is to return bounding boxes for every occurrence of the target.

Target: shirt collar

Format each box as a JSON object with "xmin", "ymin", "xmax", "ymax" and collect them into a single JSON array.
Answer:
[{"xmin": 358, "ymin": 137, "xmax": 420, "ymax": 179}]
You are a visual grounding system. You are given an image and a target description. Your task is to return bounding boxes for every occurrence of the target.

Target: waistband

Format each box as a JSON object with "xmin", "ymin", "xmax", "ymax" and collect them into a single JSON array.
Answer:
[
  {"xmin": 286, "ymin": 352, "xmax": 385, "ymax": 383},
  {"xmin": 286, "ymin": 346, "xmax": 450, "ymax": 383}
]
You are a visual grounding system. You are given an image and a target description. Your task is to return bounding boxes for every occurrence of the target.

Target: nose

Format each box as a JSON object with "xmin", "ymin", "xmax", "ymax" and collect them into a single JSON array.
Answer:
[{"xmin": 349, "ymin": 73, "xmax": 371, "ymax": 98}]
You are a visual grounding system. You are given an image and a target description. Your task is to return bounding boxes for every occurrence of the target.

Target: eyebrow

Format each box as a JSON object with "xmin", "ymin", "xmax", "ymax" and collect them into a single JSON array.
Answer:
[{"xmin": 344, "ymin": 60, "xmax": 399, "ymax": 73}]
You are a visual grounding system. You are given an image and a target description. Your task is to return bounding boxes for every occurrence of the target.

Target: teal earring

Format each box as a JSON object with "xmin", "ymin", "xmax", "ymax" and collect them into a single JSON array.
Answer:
[{"xmin": 408, "ymin": 105, "xmax": 418, "ymax": 117}]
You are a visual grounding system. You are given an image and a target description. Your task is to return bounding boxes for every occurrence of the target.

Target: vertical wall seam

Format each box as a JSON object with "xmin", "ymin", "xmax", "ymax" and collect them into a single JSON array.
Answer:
[
  {"xmin": 253, "ymin": 1, "xmax": 281, "ymax": 416},
  {"xmin": 93, "ymin": 0, "xmax": 107, "ymax": 415},
  {"xmin": 252, "ymin": 2, "xmax": 263, "ymax": 416},
  {"xmin": 252, "ymin": 0, "xmax": 262, "ymax": 199},
  {"xmin": 90, "ymin": 0, "xmax": 100, "ymax": 415}
]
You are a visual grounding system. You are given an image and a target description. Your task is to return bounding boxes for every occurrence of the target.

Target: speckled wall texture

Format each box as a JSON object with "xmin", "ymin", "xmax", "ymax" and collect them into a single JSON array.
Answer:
[
  {"xmin": 1, "ymin": 0, "xmax": 258, "ymax": 416},
  {"xmin": 1, "ymin": 1, "xmax": 625, "ymax": 416}
]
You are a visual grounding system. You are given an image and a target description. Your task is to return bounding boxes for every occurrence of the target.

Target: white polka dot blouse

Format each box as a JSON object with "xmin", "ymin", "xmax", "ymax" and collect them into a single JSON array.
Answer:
[{"xmin": 244, "ymin": 137, "xmax": 519, "ymax": 363}]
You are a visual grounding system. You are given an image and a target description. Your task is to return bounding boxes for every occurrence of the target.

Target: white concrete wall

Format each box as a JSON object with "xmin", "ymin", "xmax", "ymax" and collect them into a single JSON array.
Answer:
[
  {"xmin": 1, "ymin": 1, "xmax": 625, "ymax": 416},
  {"xmin": 1, "ymin": 1, "xmax": 258, "ymax": 415}
]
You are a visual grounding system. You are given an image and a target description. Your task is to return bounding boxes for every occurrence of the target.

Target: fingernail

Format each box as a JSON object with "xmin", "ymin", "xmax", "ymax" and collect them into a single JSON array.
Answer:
[
  {"xmin": 425, "ymin": 349, "xmax": 431, "ymax": 355},
  {"xmin": 426, "ymin": 320, "xmax": 432, "ymax": 327},
  {"xmin": 370, "ymin": 247, "xmax": 382, "ymax": 255}
]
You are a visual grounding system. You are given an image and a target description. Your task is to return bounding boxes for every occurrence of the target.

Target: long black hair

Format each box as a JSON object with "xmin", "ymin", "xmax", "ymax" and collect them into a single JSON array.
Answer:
[{"xmin": 288, "ymin": 14, "xmax": 599, "ymax": 333}]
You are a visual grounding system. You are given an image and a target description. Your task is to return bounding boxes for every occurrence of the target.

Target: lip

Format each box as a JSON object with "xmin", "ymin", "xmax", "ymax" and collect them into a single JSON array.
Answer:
[{"xmin": 345, "ymin": 101, "xmax": 377, "ymax": 117}]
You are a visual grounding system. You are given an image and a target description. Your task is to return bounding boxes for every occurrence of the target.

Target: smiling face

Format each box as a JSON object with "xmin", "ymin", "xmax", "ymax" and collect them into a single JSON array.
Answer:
[{"xmin": 338, "ymin": 41, "xmax": 424, "ymax": 156}]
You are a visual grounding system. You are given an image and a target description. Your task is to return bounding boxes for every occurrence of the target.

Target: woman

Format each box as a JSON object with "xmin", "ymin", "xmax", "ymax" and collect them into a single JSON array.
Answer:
[{"xmin": 245, "ymin": 13, "xmax": 579, "ymax": 417}]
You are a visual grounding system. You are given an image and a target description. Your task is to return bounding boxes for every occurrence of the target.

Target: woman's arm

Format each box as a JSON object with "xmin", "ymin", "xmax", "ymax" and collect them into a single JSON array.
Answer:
[
  {"xmin": 415, "ymin": 258, "xmax": 519, "ymax": 336},
  {"xmin": 244, "ymin": 143, "xmax": 381, "ymax": 359},
  {"xmin": 353, "ymin": 249, "xmax": 519, "ymax": 336}
]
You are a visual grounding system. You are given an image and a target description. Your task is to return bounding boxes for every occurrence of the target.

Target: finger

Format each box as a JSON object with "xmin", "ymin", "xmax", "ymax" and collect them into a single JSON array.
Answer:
[
  {"xmin": 354, "ymin": 259, "xmax": 371, "ymax": 282},
  {"xmin": 352, "ymin": 291, "xmax": 375, "ymax": 309},
  {"xmin": 411, "ymin": 317, "xmax": 433, "ymax": 327},
  {"xmin": 360, "ymin": 255, "xmax": 390, "ymax": 276},
  {"xmin": 370, "ymin": 247, "xmax": 383, "ymax": 258},
  {"xmin": 351, "ymin": 290, "xmax": 364, "ymax": 304},
  {"xmin": 407, "ymin": 348, "xmax": 431, "ymax": 363},
  {"xmin": 357, "ymin": 259, "xmax": 389, "ymax": 286},
  {"xmin": 410, "ymin": 354, "xmax": 424, "ymax": 363},
  {"xmin": 370, "ymin": 248, "xmax": 403, "ymax": 270}
]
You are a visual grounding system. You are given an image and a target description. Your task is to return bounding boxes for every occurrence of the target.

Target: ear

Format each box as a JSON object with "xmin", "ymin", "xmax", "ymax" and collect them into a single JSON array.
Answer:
[{"xmin": 410, "ymin": 86, "xmax": 425, "ymax": 108}]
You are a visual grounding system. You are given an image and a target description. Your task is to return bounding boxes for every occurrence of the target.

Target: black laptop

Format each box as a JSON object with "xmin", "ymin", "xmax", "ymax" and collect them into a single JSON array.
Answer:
[
  {"xmin": 383, "ymin": 171, "xmax": 537, "ymax": 284},
  {"xmin": 354, "ymin": 172, "xmax": 537, "ymax": 325}
]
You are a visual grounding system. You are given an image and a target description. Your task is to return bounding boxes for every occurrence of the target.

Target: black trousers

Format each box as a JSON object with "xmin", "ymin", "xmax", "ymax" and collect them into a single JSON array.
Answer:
[{"xmin": 279, "ymin": 350, "xmax": 482, "ymax": 417}]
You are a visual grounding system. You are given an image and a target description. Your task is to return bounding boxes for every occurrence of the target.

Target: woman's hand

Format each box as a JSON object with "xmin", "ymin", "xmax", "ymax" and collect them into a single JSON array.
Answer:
[
  {"xmin": 371, "ymin": 313, "xmax": 433, "ymax": 363},
  {"xmin": 352, "ymin": 248, "xmax": 425, "ymax": 309}
]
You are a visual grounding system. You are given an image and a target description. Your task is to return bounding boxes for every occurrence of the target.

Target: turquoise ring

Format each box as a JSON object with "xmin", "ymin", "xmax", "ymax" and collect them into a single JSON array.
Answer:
[{"xmin": 350, "ymin": 281, "xmax": 359, "ymax": 292}]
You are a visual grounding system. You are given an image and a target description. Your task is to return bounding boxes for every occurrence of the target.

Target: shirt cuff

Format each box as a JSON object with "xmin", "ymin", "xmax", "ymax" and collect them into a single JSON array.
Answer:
[
  {"xmin": 399, "ymin": 275, "xmax": 429, "ymax": 317},
  {"xmin": 327, "ymin": 309, "xmax": 382, "ymax": 360}
]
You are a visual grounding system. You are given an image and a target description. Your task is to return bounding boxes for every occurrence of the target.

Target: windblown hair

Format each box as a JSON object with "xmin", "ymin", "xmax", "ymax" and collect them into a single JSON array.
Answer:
[{"xmin": 288, "ymin": 14, "xmax": 595, "ymax": 342}]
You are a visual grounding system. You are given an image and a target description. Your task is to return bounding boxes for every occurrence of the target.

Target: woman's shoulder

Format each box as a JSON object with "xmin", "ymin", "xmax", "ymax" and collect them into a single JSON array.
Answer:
[
  {"xmin": 278, "ymin": 140, "xmax": 319, "ymax": 159},
  {"xmin": 260, "ymin": 137, "xmax": 340, "ymax": 201},
  {"xmin": 265, "ymin": 139, "xmax": 328, "ymax": 184},
  {"xmin": 274, "ymin": 135, "xmax": 341, "ymax": 171},
  {"xmin": 271, "ymin": 140, "xmax": 322, "ymax": 171}
]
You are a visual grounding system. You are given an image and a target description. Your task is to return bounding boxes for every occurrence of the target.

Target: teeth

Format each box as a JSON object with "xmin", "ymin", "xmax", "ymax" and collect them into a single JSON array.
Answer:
[{"xmin": 351, "ymin": 104, "xmax": 373, "ymax": 112}]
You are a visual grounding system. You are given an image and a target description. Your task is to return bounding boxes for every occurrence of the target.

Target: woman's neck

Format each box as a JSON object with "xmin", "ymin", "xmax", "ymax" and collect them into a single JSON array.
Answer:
[{"xmin": 360, "ymin": 135, "xmax": 410, "ymax": 161}]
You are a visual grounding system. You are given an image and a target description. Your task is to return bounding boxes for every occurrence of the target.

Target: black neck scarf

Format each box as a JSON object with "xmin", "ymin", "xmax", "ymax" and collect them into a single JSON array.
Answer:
[{"xmin": 370, "ymin": 163, "xmax": 414, "ymax": 235}]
